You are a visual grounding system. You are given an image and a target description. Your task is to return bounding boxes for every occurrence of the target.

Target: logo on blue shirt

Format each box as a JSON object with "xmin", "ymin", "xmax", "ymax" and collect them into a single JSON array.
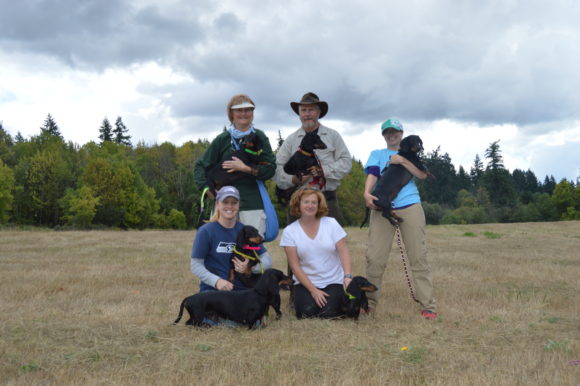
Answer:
[{"xmin": 216, "ymin": 242, "xmax": 235, "ymax": 254}]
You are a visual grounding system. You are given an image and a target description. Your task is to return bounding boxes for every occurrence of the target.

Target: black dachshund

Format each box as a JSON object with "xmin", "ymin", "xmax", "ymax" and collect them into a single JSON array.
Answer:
[
  {"xmin": 206, "ymin": 132, "xmax": 264, "ymax": 193},
  {"xmin": 173, "ymin": 269, "xmax": 293, "ymax": 328},
  {"xmin": 341, "ymin": 276, "xmax": 378, "ymax": 320},
  {"xmin": 229, "ymin": 225, "xmax": 264, "ymax": 288},
  {"xmin": 275, "ymin": 131, "xmax": 327, "ymax": 205},
  {"xmin": 283, "ymin": 130, "xmax": 327, "ymax": 185},
  {"xmin": 363, "ymin": 135, "xmax": 429, "ymax": 227}
]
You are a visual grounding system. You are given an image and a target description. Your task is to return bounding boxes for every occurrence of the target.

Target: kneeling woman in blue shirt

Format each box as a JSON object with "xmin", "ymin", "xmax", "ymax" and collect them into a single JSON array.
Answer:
[{"xmin": 190, "ymin": 186, "xmax": 272, "ymax": 324}]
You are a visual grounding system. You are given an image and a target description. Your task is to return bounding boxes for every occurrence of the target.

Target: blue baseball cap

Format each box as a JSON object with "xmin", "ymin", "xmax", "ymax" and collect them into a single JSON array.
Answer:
[
  {"xmin": 215, "ymin": 186, "xmax": 240, "ymax": 202},
  {"xmin": 381, "ymin": 119, "xmax": 404, "ymax": 133}
]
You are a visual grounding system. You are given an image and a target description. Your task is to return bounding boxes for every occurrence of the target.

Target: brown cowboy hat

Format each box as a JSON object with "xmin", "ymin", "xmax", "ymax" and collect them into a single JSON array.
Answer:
[{"xmin": 290, "ymin": 92, "xmax": 328, "ymax": 118}]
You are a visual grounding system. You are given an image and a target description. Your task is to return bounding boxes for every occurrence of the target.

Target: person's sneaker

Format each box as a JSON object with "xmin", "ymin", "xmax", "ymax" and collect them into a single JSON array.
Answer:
[{"xmin": 421, "ymin": 310, "xmax": 437, "ymax": 320}]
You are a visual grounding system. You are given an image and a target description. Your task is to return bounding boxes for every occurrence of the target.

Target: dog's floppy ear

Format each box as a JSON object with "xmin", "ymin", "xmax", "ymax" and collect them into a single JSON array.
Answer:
[
  {"xmin": 314, "ymin": 134, "xmax": 327, "ymax": 149},
  {"xmin": 399, "ymin": 136, "xmax": 411, "ymax": 153},
  {"xmin": 360, "ymin": 284, "xmax": 378, "ymax": 292}
]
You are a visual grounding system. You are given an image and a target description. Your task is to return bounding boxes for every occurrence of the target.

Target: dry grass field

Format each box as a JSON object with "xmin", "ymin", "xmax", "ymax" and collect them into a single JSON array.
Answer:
[{"xmin": 1, "ymin": 221, "xmax": 579, "ymax": 385}]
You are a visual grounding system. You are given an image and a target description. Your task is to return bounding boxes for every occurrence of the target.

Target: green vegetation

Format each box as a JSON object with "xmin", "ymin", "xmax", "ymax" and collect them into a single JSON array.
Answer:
[{"xmin": 1, "ymin": 118, "xmax": 579, "ymax": 228}]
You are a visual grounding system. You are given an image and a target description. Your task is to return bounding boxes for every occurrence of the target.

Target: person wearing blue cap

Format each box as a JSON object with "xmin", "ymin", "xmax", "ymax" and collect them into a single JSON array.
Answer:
[
  {"xmin": 363, "ymin": 119, "xmax": 437, "ymax": 320},
  {"xmin": 190, "ymin": 186, "xmax": 272, "ymax": 295}
]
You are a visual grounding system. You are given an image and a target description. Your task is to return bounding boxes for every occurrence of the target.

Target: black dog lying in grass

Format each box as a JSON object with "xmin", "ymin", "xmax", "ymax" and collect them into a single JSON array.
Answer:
[
  {"xmin": 276, "ymin": 131, "xmax": 327, "ymax": 204},
  {"xmin": 364, "ymin": 135, "xmax": 429, "ymax": 226},
  {"xmin": 229, "ymin": 225, "xmax": 264, "ymax": 288},
  {"xmin": 206, "ymin": 131, "xmax": 264, "ymax": 193},
  {"xmin": 173, "ymin": 268, "xmax": 292, "ymax": 328},
  {"xmin": 341, "ymin": 276, "xmax": 378, "ymax": 320}
]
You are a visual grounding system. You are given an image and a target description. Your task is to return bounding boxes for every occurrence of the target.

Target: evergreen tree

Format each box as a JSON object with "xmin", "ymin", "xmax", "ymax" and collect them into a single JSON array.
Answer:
[
  {"xmin": 481, "ymin": 140, "xmax": 516, "ymax": 209},
  {"xmin": 416, "ymin": 146, "xmax": 458, "ymax": 207},
  {"xmin": 542, "ymin": 175, "xmax": 557, "ymax": 195},
  {"xmin": 99, "ymin": 117, "xmax": 113, "ymax": 143},
  {"xmin": 113, "ymin": 116, "xmax": 131, "ymax": 146},
  {"xmin": 456, "ymin": 166, "xmax": 471, "ymax": 192},
  {"xmin": 469, "ymin": 154, "xmax": 484, "ymax": 189},
  {"xmin": 15, "ymin": 132, "xmax": 25, "ymax": 143},
  {"xmin": 0, "ymin": 123, "xmax": 14, "ymax": 163},
  {"xmin": 484, "ymin": 140, "xmax": 503, "ymax": 171},
  {"xmin": 40, "ymin": 114, "xmax": 62, "ymax": 138},
  {"xmin": 524, "ymin": 169, "xmax": 539, "ymax": 193},
  {"xmin": 0, "ymin": 159, "xmax": 15, "ymax": 223}
]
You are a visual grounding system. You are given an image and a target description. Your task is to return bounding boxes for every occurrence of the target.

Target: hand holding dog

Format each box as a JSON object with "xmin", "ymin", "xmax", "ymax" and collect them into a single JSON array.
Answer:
[
  {"xmin": 363, "ymin": 191, "xmax": 380, "ymax": 210},
  {"xmin": 222, "ymin": 156, "xmax": 250, "ymax": 174},
  {"xmin": 308, "ymin": 165, "xmax": 323, "ymax": 177},
  {"xmin": 233, "ymin": 257, "xmax": 251, "ymax": 275},
  {"xmin": 216, "ymin": 278, "xmax": 234, "ymax": 291}
]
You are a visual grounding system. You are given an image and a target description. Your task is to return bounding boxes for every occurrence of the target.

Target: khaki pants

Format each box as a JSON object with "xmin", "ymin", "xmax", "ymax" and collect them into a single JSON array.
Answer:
[{"xmin": 365, "ymin": 203, "xmax": 436, "ymax": 312}]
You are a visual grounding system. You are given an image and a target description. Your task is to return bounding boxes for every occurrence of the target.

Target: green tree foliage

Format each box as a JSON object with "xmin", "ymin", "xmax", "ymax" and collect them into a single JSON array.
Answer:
[
  {"xmin": 441, "ymin": 189, "xmax": 493, "ymax": 224},
  {"xmin": 542, "ymin": 175, "xmax": 557, "ymax": 195},
  {"xmin": 81, "ymin": 154, "xmax": 160, "ymax": 228},
  {"xmin": 417, "ymin": 147, "xmax": 458, "ymax": 207},
  {"xmin": 11, "ymin": 134, "xmax": 77, "ymax": 226},
  {"xmin": 0, "ymin": 123, "xmax": 14, "ymax": 165},
  {"xmin": 60, "ymin": 186, "xmax": 100, "ymax": 228},
  {"xmin": 481, "ymin": 140, "xmax": 517, "ymax": 210},
  {"xmin": 98, "ymin": 117, "xmax": 113, "ymax": 143},
  {"xmin": 0, "ymin": 116, "xmax": 574, "ymax": 227},
  {"xmin": 40, "ymin": 114, "xmax": 62, "ymax": 138},
  {"xmin": 470, "ymin": 154, "xmax": 484, "ymax": 189},
  {"xmin": 0, "ymin": 159, "xmax": 15, "ymax": 223},
  {"xmin": 168, "ymin": 208, "xmax": 187, "ymax": 229},
  {"xmin": 338, "ymin": 159, "xmax": 366, "ymax": 226},
  {"xmin": 113, "ymin": 116, "xmax": 131, "ymax": 146},
  {"xmin": 552, "ymin": 180, "xmax": 580, "ymax": 220}
]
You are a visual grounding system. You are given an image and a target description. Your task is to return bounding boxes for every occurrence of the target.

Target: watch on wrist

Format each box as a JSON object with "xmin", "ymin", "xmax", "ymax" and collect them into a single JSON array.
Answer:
[{"xmin": 344, "ymin": 273, "xmax": 353, "ymax": 279}]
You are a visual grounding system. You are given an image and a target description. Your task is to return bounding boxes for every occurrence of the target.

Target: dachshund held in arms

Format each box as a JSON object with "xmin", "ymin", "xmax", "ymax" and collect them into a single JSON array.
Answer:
[
  {"xmin": 173, "ymin": 269, "xmax": 293, "ymax": 328},
  {"xmin": 367, "ymin": 135, "xmax": 429, "ymax": 226},
  {"xmin": 276, "ymin": 131, "xmax": 327, "ymax": 204},
  {"xmin": 341, "ymin": 276, "xmax": 378, "ymax": 320},
  {"xmin": 229, "ymin": 225, "xmax": 264, "ymax": 288},
  {"xmin": 206, "ymin": 131, "xmax": 264, "ymax": 193}
]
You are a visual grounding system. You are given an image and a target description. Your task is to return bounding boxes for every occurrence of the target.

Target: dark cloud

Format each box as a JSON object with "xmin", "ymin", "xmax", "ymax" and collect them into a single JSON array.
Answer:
[
  {"xmin": 1, "ymin": 0, "xmax": 579, "ymax": 180},
  {"xmin": 0, "ymin": 0, "xmax": 208, "ymax": 68}
]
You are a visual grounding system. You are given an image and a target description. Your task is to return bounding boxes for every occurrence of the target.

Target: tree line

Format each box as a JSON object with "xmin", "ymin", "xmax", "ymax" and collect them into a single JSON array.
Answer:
[{"xmin": 0, "ymin": 115, "xmax": 579, "ymax": 229}]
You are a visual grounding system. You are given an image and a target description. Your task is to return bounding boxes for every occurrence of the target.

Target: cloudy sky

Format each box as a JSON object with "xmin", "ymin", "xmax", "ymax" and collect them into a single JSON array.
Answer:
[{"xmin": 1, "ymin": 0, "xmax": 579, "ymax": 182}]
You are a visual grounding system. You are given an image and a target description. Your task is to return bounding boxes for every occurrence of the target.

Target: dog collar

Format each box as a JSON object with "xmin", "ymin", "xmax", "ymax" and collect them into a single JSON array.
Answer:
[
  {"xmin": 233, "ymin": 246, "xmax": 264, "ymax": 274},
  {"xmin": 244, "ymin": 148, "xmax": 263, "ymax": 156},
  {"xmin": 233, "ymin": 246, "xmax": 259, "ymax": 261},
  {"xmin": 243, "ymin": 245, "xmax": 260, "ymax": 251},
  {"xmin": 298, "ymin": 147, "xmax": 313, "ymax": 157}
]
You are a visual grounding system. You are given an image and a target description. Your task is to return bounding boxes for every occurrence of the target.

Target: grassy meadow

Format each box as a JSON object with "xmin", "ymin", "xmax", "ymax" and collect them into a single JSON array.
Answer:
[{"xmin": 1, "ymin": 221, "xmax": 579, "ymax": 385}]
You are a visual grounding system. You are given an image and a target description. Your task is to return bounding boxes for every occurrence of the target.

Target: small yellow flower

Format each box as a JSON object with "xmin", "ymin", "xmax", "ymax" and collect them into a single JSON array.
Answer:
[{"xmin": 401, "ymin": 346, "xmax": 408, "ymax": 351}]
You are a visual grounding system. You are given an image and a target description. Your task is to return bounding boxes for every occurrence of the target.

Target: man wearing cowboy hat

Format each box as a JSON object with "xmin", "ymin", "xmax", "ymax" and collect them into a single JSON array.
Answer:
[{"xmin": 275, "ymin": 92, "xmax": 352, "ymax": 225}]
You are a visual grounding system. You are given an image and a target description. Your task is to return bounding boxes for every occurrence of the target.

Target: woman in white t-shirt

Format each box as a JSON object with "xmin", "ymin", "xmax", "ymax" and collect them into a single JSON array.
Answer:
[{"xmin": 280, "ymin": 188, "xmax": 353, "ymax": 318}]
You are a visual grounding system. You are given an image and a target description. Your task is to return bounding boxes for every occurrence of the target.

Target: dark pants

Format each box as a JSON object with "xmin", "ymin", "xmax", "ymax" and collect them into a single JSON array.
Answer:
[
  {"xmin": 286, "ymin": 190, "xmax": 344, "ymax": 306},
  {"xmin": 293, "ymin": 283, "xmax": 345, "ymax": 319}
]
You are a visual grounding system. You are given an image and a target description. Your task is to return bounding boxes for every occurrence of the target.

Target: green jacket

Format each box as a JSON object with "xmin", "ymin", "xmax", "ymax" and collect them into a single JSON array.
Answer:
[{"xmin": 193, "ymin": 129, "xmax": 276, "ymax": 211}]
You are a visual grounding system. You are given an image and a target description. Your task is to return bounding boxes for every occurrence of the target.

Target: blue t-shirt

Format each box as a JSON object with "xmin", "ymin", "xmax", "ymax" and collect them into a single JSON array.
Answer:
[
  {"xmin": 191, "ymin": 221, "xmax": 266, "ymax": 292},
  {"xmin": 364, "ymin": 148, "xmax": 421, "ymax": 208}
]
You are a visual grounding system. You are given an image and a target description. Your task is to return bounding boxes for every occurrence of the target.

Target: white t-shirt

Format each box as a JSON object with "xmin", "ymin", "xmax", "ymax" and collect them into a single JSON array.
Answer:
[{"xmin": 280, "ymin": 216, "xmax": 347, "ymax": 288}]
